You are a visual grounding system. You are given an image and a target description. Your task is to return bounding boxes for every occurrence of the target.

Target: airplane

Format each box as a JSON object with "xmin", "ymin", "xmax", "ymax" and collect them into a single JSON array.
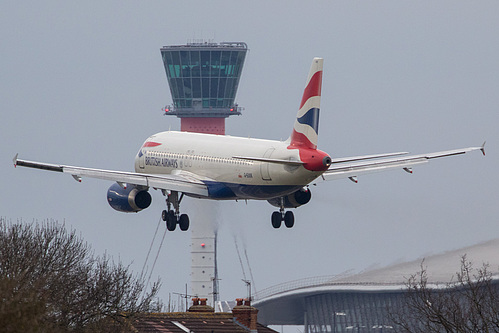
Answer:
[{"xmin": 13, "ymin": 58, "xmax": 485, "ymax": 231}]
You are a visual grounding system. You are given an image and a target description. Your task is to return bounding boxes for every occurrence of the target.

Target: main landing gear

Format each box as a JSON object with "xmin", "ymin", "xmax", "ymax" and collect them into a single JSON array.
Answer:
[
  {"xmin": 271, "ymin": 198, "xmax": 295, "ymax": 229},
  {"xmin": 161, "ymin": 190, "xmax": 189, "ymax": 231}
]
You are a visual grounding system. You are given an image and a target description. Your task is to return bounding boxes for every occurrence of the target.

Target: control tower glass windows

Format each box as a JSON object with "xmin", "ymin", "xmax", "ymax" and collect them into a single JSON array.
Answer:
[
  {"xmin": 190, "ymin": 51, "xmax": 201, "ymax": 77},
  {"xmin": 161, "ymin": 46, "xmax": 247, "ymax": 111}
]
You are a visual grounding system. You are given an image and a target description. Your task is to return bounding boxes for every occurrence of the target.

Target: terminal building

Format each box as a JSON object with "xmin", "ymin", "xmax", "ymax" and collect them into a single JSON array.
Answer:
[{"xmin": 253, "ymin": 239, "xmax": 499, "ymax": 332}]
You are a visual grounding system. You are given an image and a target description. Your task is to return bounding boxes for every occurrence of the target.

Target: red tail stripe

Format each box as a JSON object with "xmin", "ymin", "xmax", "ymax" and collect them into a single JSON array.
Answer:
[
  {"xmin": 299, "ymin": 71, "xmax": 322, "ymax": 109},
  {"xmin": 289, "ymin": 130, "xmax": 316, "ymax": 150},
  {"xmin": 143, "ymin": 141, "xmax": 162, "ymax": 147}
]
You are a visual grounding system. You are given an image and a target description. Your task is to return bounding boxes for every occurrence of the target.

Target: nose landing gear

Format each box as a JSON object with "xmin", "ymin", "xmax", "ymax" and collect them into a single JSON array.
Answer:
[{"xmin": 161, "ymin": 190, "xmax": 190, "ymax": 231}]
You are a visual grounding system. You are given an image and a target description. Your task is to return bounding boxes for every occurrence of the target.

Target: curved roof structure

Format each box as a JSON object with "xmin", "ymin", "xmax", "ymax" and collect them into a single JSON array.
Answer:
[{"xmin": 253, "ymin": 239, "xmax": 499, "ymax": 326}]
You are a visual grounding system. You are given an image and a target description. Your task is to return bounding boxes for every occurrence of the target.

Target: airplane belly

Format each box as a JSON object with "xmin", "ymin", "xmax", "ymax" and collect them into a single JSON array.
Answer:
[{"xmin": 202, "ymin": 181, "xmax": 303, "ymax": 200}]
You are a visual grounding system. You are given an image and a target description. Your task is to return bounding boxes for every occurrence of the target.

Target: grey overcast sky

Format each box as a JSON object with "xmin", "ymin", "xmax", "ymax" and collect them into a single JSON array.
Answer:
[{"xmin": 1, "ymin": 1, "xmax": 498, "ymax": 306}]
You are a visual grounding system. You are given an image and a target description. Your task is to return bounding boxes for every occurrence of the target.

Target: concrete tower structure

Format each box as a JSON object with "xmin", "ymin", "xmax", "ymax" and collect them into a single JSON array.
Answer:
[{"xmin": 160, "ymin": 41, "xmax": 248, "ymax": 303}]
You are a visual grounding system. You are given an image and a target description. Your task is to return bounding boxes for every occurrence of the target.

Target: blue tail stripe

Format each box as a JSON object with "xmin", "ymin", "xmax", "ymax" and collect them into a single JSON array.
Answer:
[{"xmin": 297, "ymin": 108, "xmax": 320, "ymax": 134}]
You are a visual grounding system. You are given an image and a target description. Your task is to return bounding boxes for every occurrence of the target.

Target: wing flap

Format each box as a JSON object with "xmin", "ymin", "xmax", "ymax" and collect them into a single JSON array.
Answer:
[
  {"xmin": 331, "ymin": 151, "xmax": 409, "ymax": 164},
  {"xmin": 324, "ymin": 158, "xmax": 428, "ymax": 181},
  {"xmin": 63, "ymin": 166, "xmax": 149, "ymax": 186}
]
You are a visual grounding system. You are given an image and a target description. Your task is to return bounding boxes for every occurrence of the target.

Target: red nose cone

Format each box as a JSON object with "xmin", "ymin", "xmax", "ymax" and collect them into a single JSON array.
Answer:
[{"xmin": 299, "ymin": 149, "xmax": 331, "ymax": 171}]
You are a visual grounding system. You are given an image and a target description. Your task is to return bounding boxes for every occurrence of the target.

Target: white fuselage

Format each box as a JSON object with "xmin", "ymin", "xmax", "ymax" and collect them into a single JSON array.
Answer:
[{"xmin": 134, "ymin": 131, "xmax": 325, "ymax": 200}]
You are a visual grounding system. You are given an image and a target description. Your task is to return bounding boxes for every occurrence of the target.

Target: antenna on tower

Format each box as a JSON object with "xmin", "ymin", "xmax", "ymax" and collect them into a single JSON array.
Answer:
[
  {"xmin": 212, "ymin": 232, "xmax": 220, "ymax": 302},
  {"xmin": 242, "ymin": 279, "xmax": 251, "ymax": 301},
  {"xmin": 173, "ymin": 284, "xmax": 196, "ymax": 312}
]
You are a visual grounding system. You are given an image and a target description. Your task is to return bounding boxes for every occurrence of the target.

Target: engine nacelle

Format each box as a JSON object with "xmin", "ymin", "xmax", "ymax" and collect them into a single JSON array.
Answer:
[
  {"xmin": 267, "ymin": 187, "xmax": 312, "ymax": 208},
  {"xmin": 107, "ymin": 183, "xmax": 152, "ymax": 213}
]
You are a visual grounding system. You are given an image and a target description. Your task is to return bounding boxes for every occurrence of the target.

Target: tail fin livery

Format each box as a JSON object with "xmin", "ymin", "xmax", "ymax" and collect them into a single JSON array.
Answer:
[{"xmin": 289, "ymin": 57, "xmax": 323, "ymax": 150}]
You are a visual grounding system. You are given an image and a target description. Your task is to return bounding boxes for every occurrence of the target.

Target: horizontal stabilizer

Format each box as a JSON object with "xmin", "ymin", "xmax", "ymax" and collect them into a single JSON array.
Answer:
[{"xmin": 232, "ymin": 156, "xmax": 304, "ymax": 166}]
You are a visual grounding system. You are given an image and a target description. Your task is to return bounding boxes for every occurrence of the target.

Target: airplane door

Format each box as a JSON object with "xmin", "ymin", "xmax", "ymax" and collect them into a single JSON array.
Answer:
[
  {"xmin": 261, "ymin": 148, "xmax": 275, "ymax": 181},
  {"xmin": 138, "ymin": 150, "xmax": 145, "ymax": 169}
]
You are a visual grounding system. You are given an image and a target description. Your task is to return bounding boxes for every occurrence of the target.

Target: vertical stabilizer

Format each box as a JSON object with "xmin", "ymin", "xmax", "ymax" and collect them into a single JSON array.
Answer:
[{"xmin": 289, "ymin": 57, "xmax": 323, "ymax": 149}]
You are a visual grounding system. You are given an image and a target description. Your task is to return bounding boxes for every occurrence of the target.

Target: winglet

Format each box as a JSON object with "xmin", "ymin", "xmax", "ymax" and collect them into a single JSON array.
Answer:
[
  {"xmin": 481, "ymin": 141, "xmax": 486, "ymax": 156},
  {"xmin": 13, "ymin": 153, "xmax": 18, "ymax": 168}
]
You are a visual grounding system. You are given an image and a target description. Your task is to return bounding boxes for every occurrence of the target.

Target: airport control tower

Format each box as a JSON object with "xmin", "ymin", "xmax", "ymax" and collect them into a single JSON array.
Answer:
[
  {"xmin": 160, "ymin": 41, "xmax": 248, "ymax": 304},
  {"xmin": 160, "ymin": 41, "xmax": 248, "ymax": 134}
]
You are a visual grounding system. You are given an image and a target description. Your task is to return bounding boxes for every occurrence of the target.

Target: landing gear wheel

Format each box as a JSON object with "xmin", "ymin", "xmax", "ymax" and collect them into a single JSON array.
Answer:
[
  {"xmin": 161, "ymin": 210, "xmax": 168, "ymax": 221},
  {"xmin": 284, "ymin": 211, "xmax": 294, "ymax": 228},
  {"xmin": 166, "ymin": 211, "xmax": 177, "ymax": 231},
  {"xmin": 179, "ymin": 214, "xmax": 190, "ymax": 231},
  {"xmin": 271, "ymin": 211, "xmax": 282, "ymax": 229}
]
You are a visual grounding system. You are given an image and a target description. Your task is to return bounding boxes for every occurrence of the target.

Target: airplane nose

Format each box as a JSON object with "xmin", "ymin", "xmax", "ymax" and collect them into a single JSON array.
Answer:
[{"xmin": 323, "ymin": 156, "xmax": 332, "ymax": 168}]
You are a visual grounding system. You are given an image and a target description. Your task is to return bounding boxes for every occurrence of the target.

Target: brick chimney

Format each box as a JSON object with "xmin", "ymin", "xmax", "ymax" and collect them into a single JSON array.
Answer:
[
  {"xmin": 188, "ymin": 297, "xmax": 214, "ymax": 313},
  {"xmin": 232, "ymin": 298, "xmax": 259, "ymax": 332}
]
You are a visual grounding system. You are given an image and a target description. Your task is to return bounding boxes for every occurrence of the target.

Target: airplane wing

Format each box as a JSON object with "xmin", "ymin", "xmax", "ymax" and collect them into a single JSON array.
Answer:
[
  {"xmin": 13, "ymin": 155, "xmax": 209, "ymax": 197},
  {"xmin": 323, "ymin": 143, "xmax": 485, "ymax": 182}
]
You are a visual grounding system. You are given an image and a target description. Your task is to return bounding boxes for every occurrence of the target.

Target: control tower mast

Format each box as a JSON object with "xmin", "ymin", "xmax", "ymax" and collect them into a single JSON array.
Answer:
[{"xmin": 160, "ymin": 41, "xmax": 248, "ymax": 304}]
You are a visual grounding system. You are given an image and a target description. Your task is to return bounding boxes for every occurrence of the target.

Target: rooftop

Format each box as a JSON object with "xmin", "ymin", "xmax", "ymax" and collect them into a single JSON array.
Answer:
[
  {"xmin": 131, "ymin": 312, "xmax": 276, "ymax": 333},
  {"xmin": 161, "ymin": 41, "xmax": 248, "ymax": 50},
  {"xmin": 131, "ymin": 298, "xmax": 277, "ymax": 333},
  {"xmin": 254, "ymin": 238, "xmax": 499, "ymax": 303}
]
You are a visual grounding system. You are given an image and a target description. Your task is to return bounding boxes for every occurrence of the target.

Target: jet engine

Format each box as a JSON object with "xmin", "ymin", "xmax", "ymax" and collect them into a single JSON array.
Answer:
[
  {"xmin": 267, "ymin": 187, "xmax": 312, "ymax": 208},
  {"xmin": 107, "ymin": 183, "xmax": 152, "ymax": 213}
]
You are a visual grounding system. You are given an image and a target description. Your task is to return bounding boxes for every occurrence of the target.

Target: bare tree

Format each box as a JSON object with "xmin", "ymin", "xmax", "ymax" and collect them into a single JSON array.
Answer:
[
  {"xmin": 0, "ymin": 219, "xmax": 162, "ymax": 332},
  {"xmin": 391, "ymin": 256, "xmax": 499, "ymax": 333}
]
